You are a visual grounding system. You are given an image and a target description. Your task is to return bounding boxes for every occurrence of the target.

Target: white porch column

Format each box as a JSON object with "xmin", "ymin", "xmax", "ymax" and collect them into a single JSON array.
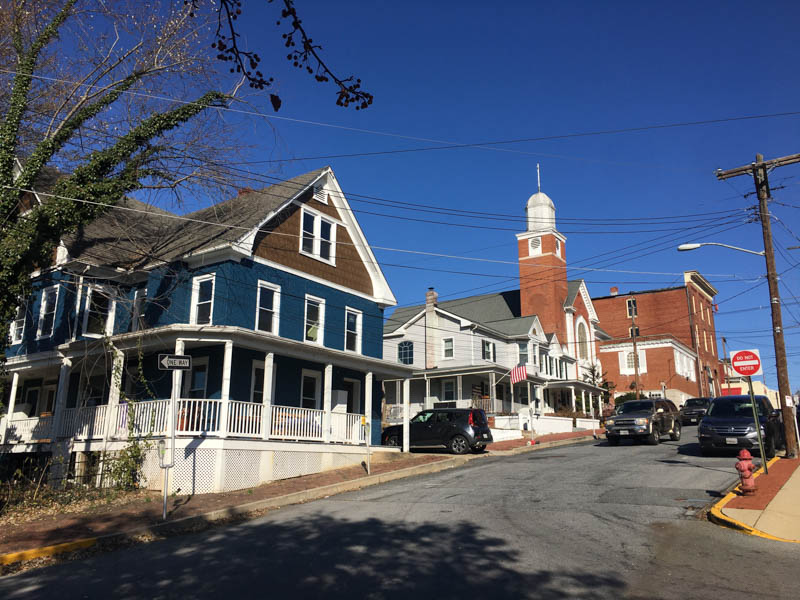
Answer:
[
  {"xmin": 580, "ymin": 389, "xmax": 585, "ymax": 414},
  {"xmin": 457, "ymin": 375, "xmax": 463, "ymax": 406},
  {"xmin": 52, "ymin": 358, "xmax": 72, "ymax": 439},
  {"xmin": 402, "ymin": 378, "xmax": 411, "ymax": 452},
  {"xmin": 425, "ymin": 377, "xmax": 431, "ymax": 410},
  {"xmin": 1, "ymin": 372, "xmax": 20, "ymax": 443},
  {"xmin": 219, "ymin": 341, "xmax": 233, "ymax": 436},
  {"xmin": 589, "ymin": 393, "xmax": 595, "ymax": 418},
  {"xmin": 261, "ymin": 352, "xmax": 274, "ymax": 440},
  {"xmin": 323, "ymin": 363, "xmax": 333, "ymax": 443},
  {"xmin": 490, "ymin": 372, "xmax": 497, "ymax": 413},
  {"xmin": 570, "ymin": 386, "xmax": 576, "ymax": 411},
  {"xmin": 365, "ymin": 372, "xmax": 373, "ymax": 444},
  {"xmin": 103, "ymin": 348, "xmax": 125, "ymax": 441},
  {"xmin": 170, "ymin": 340, "xmax": 184, "ymax": 454}
]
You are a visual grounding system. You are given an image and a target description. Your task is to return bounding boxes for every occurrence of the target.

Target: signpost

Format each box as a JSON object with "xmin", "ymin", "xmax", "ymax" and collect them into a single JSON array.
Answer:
[
  {"xmin": 730, "ymin": 349, "xmax": 768, "ymax": 473},
  {"xmin": 362, "ymin": 415, "xmax": 371, "ymax": 475},
  {"xmin": 157, "ymin": 354, "xmax": 191, "ymax": 520}
]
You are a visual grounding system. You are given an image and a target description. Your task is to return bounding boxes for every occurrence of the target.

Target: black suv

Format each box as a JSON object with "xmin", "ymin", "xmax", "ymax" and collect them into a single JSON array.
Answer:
[
  {"xmin": 381, "ymin": 408, "xmax": 493, "ymax": 454},
  {"xmin": 605, "ymin": 398, "xmax": 681, "ymax": 446},
  {"xmin": 680, "ymin": 397, "xmax": 711, "ymax": 425},
  {"xmin": 698, "ymin": 395, "xmax": 784, "ymax": 458}
]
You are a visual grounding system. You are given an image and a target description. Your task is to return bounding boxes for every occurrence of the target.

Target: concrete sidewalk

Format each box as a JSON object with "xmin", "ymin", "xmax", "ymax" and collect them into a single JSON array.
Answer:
[
  {"xmin": 711, "ymin": 456, "xmax": 800, "ymax": 543},
  {"xmin": 0, "ymin": 428, "xmax": 602, "ymax": 568}
]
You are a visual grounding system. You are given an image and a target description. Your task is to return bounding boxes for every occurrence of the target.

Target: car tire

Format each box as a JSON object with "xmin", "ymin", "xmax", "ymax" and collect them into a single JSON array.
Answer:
[
  {"xmin": 670, "ymin": 422, "xmax": 682, "ymax": 441},
  {"xmin": 647, "ymin": 428, "xmax": 660, "ymax": 445},
  {"xmin": 470, "ymin": 444, "xmax": 486, "ymax": 454},
  {"xmin": 607, "ymin": 435, "xmax": 619, "ymax": 446},
  {"xmin": 385, "ymin": 434, "xmax": 400, "ymax": 447},
  {"xmin": 764, "ymin": 434, "xmax": 776, "ymax": 459},
  {"xmin": 448, "ymin": 434, "xmax": 470, "ymax": 455}
]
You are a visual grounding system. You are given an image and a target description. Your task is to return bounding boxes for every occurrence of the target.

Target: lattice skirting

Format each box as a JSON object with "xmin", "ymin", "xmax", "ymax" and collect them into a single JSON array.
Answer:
[{"xmin": 139, "ymin": 445, "xmax": 367, "ymax": 494}]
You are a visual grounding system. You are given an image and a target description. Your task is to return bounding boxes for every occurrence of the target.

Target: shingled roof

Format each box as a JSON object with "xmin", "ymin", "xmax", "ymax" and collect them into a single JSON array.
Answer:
[{"xmin": 63, "ymin": 168, "xmax": 327, "ymax": 269}]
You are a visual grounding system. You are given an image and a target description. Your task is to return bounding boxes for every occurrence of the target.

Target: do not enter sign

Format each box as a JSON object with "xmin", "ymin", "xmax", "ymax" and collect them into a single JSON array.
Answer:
[{"xmin": 730, "ymin": 349, "xmax": 763, "ymax": 377}]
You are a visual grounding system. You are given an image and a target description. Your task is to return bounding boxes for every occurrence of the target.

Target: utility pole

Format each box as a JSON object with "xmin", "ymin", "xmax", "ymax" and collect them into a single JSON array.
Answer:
[
  {"xmin": 721, "ymin": 337, "xmax": 732, "ymax": 393},
  {"xmin": 716, "ymin": 152, "xmax": 800, "ymax": 458},
  {"xmin": 629, "ymin": 296, "xmax": 641, "ymax": 400}
]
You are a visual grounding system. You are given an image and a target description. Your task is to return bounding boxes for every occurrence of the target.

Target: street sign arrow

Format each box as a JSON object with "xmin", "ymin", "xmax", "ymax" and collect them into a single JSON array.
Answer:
[{"xmin": 158, "ymin": 354, "xmax": 192, "ymax": 370}]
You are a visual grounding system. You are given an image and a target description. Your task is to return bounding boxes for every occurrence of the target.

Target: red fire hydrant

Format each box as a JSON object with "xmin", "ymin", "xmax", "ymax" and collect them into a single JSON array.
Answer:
[{"xmin": 735, "ymin": 449, "xmax": 758, "ymax": 496}]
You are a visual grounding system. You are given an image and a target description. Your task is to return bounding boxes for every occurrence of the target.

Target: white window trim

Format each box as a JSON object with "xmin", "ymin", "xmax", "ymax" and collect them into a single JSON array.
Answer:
[
  {"xmin": 251, "ymin": 360, "xmax": 265, "ymax": 403},
  {"xmin": 10, "ymin": 301, "xmax": 27, "ymax": 344},
  {"xmin": 482, "ymin": 339, "xmax": 496, "ymax": 362},
  {"xmin": 299, "ymin": 207, "xmax": 337, "ymax": 266},
  {"xmin": 442, "ymin": 337, "xmax": 454, "ymax": 359},
  {"xmin": 36, "ymin": 285, "xmax": 59, "ymax": 339},
  {"xmin": 183, "ymin": 356, "xmax": 209, "ymax": 398},
  {"xmin": 304, "ymin": 294, "xmax": 325, "ymax": 346},
  {"xmin": 398, "ymin": 340, "xmax": 414, "ymax": 365},
  {"xmin": 255, "ymin": 280, "xmax": 281, "ymax": 335},
  {"xmin": 344, "ymin": 306, "xmax": 362, "ymax": 354},
  {"xmin": 190, "ymin": 274, "xmax": 215, "ymax": 325},
  {"xmin": 529, "ymin": 236, "xmax": 542, "ymax": 255},
  {"xmin": 82, "ymin": 285, "xmax": 116, "ymax": 338},
  {"xmin": 130, "ymin": 287, "xmax": 147, "ymax": 333},
  {"xmin": 626, "ymin": 298, "xmax": 637, "ymax": 318},
  {"xmin": 301, "ymin": 368, "xmax": 322, "ymax": 409},
  {"xmin": 518, "ymin": 341, "xmax": 529, "ymax": 365}
]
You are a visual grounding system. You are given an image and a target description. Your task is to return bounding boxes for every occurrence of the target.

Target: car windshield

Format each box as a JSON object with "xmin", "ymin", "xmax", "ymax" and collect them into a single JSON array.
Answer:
[
  {"xmin": 616, "ymin": 401, "xmax": 653, "ymax": 414},
  {"xmin": 685, "ymin": 399, "xmax": 707, "ymax": 407},
  {"xmin": 708, "ymin": 399, "xmax": 767, "ymax": 418}
]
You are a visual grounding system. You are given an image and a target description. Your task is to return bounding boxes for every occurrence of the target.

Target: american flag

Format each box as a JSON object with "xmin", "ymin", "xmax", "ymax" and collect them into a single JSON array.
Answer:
[{"xmin": 510, "ymin": 364, "xmax": 527, "ymax": 385}]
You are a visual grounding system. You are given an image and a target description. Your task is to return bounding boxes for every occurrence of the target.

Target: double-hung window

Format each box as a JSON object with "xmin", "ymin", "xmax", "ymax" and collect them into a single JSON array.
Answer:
[
  {"xmin": 256, "ymin": 282, "xmax": 280, "ymax": 334},
  {"xmin": 626, "ymin": 298, "xmax": 637, "ymax": 317},
  {"xmin": 482, "ymin": 340, "xmax": 496, "ymax": 362},
  {"xmin": 443, "ymin": 337, "xmax": 454, "ymax": 359},
  {"xmin": 442, "ymin": 379, "xmax": 456, "ymax": 402},
  {"xmin": 344, "ymin": 307, "xmax": 361, "ymax": 353},
  {"xmin": 629, "ymin": 326, "xmax": 639, "ymax": 338},
  {"xmin": 398, "ymin": 341, "xmax": 413, "ymax": 365},
  {"xmin": 37, "ymin": 285, "xmax": 59, "ymax": 338},
  {"xmin": 305, "ymin": 295, "xmax": 324, "ymax": 344},
  {"xmin": 83, "ymin": 286, "xmax": 115, "ymax": 337},
  {"xmin": 9, "ymin": 301, "xmax": 27, "ymax": 344},
  {"xmin": 518, "ymin": 341, "xmax": 528, "ymax": 365},
  {"xmin": 299, "ymin": 208, "xmax": 336, "ymax": 264},
  {"xmin": 191, "ymin": 274, "xmax": 215, "ymax": 325}
]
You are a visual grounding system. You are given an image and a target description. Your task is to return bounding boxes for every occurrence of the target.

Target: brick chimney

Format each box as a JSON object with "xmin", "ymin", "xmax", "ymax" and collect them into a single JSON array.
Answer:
[
  {"xmin": 610, "ymin": 286, "xmax": 619, "ymax": 296},
  {"xmin": 425, "ymin": 287, "xmax": 438, "ymax": 369}
]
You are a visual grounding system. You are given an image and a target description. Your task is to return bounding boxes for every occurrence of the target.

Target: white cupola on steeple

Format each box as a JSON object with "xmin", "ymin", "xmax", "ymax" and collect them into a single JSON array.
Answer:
[{"xmin": 526, "ymin": 191, "xmax": 556, "ymax": 232}]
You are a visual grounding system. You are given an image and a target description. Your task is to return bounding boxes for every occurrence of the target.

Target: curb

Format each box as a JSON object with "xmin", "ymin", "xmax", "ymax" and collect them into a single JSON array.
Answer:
[
  {"xmin": 707, "ymin": 456, "xmax": 800, "ymax": 544},
  {"xmin": 0, "ymin": 432, "xmax": 597, "ymax": 567}
]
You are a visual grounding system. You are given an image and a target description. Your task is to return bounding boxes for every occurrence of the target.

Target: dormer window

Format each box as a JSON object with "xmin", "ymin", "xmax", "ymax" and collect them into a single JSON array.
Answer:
[{"xmin": 300, "ymin": 208, "xmax": 336, "ymax": 265}]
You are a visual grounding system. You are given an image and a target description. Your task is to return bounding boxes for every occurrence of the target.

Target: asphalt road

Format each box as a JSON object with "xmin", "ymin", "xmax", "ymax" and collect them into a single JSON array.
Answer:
[{"xmin": 2, "ymin": 427, "xmax": 799, "ymax": 599}]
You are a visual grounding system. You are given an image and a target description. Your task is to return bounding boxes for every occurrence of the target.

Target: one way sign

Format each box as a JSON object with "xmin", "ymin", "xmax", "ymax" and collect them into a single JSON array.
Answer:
[{"xmin": 158, "ymin": 354, "xmax": 192, "ymax": 370}]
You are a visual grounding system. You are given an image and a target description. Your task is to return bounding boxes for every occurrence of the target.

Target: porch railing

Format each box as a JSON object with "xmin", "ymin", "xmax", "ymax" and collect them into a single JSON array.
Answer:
[
  {"xmin": 176, "ymin": 398, "xmax": 221, "ymax": 436},
  {"xmin": 5, "ymin": 415, "xmax": 53, "ymax": 443},
  {"xmin": 60, "ymin": 406, "xmax": 107, "ymax": 439},
  {"xmin": 330, "ymin": 411, "xmax": 364, "ymax": 444},
  {"xmin": 227, "ymin": 400, "xmax": 263, "ymax": 437},
  {"xmin": 115, "ymin": 399, "xmax": 171, "ymax": 438},
  {"xmin": 269, "ymin": 405, "xmax": 324, "ymax": 442}
]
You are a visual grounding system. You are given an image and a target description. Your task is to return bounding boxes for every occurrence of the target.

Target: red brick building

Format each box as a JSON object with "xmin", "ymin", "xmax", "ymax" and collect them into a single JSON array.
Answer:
[{"xmin": 591, "ymin": 271, "xmax": 721, "ymax": 406}]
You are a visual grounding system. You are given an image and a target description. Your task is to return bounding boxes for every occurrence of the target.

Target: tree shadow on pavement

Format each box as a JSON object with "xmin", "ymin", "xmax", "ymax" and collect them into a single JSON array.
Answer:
[{"xmin": 0, "ymin": 513, "xmax": 627, "ymax": 599}]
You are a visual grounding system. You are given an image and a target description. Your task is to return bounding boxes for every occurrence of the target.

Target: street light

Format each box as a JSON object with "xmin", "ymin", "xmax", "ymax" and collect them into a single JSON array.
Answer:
[
  {"xmin": 677, "ymin": 242, "xmax": 764, "ymax": 256},
  {"xmin": 678, "ymin": 241, "xmax": 798, "ymax": 458}
]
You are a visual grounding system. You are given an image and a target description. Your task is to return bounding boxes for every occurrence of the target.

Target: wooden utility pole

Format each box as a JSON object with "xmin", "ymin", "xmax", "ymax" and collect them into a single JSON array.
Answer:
[
  {"xmin": 629, "ymin": 297, "xmax": 641, "ymax": 400},
  {"xmin": 716, "ymin": 152, "xmax": 800, "ymax": 458}
]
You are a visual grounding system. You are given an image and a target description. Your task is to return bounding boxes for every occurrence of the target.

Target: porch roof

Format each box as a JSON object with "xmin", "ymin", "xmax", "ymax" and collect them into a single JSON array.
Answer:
[
  {"xmin": 544, "ymin": 379, "xmax": 606, "ymax": 394},
  {"xmin": 383, "ymin": 364, "xmax": 546, "ymax": 384}
]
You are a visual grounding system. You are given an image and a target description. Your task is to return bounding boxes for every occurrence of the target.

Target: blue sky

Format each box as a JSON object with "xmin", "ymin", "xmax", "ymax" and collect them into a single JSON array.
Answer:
[{"xmin": 223, "ymin": 1, "xmax": 800, "ymax": 390}]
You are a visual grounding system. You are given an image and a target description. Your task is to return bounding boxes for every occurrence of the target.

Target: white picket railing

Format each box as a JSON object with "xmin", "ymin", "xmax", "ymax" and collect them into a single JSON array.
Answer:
[
  {"xmin": 176, "ymin": 398, "xmax": 221, "ymax": 436},
  {"xmin": 331, "ymin": 411, "xmax": 364, "ymax": 444},
  {"xmin": 6, "ymin": 416, "xmax": 53, "ymax": 443},
  {"xmin": 227, "ymin": 400, "xmax": 263, "ymax": 437},
  {"xmin": 269, "ymin": 405, "xmax": 324, "ymax": 442},
  {"xmin": 115, "ymin": 399, "xmax": 171, "ymax": 438},
  {"xmin": 60, "ymin": 405, "xmax": 108, "ymax": 439}
]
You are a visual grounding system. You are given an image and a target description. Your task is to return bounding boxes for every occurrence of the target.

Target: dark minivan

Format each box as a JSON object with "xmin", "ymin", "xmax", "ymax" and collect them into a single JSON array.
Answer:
[
  {"xmin": 680, "ymin": 397, "xmax": 711, "ymax": 425},
  {"xmin": 698, "ymin": 395, "xmax": 784, "ymax": 458},
  {"xmin": 381, "ymin": 408, "xmax": 493, "ymax": 454}
]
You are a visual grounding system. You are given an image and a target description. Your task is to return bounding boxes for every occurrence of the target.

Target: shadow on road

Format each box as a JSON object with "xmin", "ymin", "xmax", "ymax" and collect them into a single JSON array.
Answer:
[{"xmin": 0, "ymin": 513, "xmax": 628, "ymax": 599}]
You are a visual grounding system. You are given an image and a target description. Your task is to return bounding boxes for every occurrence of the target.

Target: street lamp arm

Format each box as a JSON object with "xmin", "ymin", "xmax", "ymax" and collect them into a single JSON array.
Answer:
[{"xmin": 677, "ymin": 242, "xmax": 765, "ymax": 256}]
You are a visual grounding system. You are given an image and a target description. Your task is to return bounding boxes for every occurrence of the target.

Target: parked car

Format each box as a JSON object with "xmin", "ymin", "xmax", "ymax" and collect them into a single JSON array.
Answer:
[
  {"xmin": 605, "ymin": 398, "xmax": 681, "ymax": 446},
  {"xmin": 697, "ymin": 395, "xmax": 784, "ymax": 458},
  {"xmin": 680, "ymin": 397, "xmax": 711, "ymax": 425},
  {"xmin": 381, "ymin": 408, "xmax": 493, "ymax": 454}
]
